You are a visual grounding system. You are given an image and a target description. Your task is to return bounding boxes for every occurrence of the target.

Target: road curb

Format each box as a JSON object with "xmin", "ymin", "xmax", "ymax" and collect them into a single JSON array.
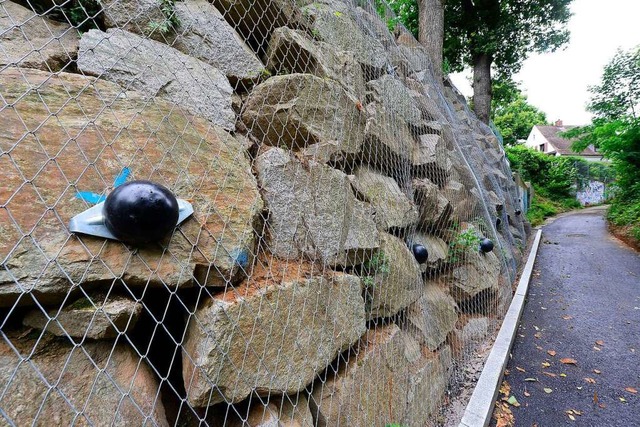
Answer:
[{"xmin": 459, "ymin": 229, "xmax": 543, "ymax": 427}]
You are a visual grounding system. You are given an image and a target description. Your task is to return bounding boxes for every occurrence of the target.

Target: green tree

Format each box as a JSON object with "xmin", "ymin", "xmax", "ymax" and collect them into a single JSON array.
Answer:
[
  {"xmin": 445, "ymin": 0, "xmax": 572, "ymax": 123},
  {"xmin": 389, "ymin": 0, "xmax": 572, "ymax": 124},
  {"xmin": 566, "ymin": 45, "xmax": 640, "ymax": 242},
  {"xmin": 491, "ymin": 79, "xmax": 548, "ymax": 145}
]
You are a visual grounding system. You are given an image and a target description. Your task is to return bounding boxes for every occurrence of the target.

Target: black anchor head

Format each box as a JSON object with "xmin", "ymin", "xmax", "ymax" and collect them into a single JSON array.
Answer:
[
  {"xmin": 412, "ymin": 244, "xmax": 429, "ymax": 264},
  {"xmin": 479, "ymin": 238, "xmax": 494, "ymax": 253},
  {"xmin": 496, "ymin": 217, "xmax": 502, "ymax": 228},
  {"xmin": 104, "ymin": 180, "xmax": 179, "ymax": 245}
]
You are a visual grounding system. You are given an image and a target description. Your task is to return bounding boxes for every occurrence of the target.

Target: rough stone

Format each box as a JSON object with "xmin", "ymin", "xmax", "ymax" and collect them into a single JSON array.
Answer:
[
  {"xmin": 404, "ymin": 345, "xmax": 452, "ymax": 424},
  {"xmin": 413, "ymin": 178, "xmax": 453, "ymax": 230},
  {"xmin": 366, "ymin": 75, "xmax": 423, "ymax": 127},
  {"xmin": 412, "ymin": 232, "xmax": 449, "ymax": 270},
  {"xmin": 255, "ymin": 147, "xmax": 378, "ymax": 265},
  {"xmin": 0, "ymin": 1, "xmax": 79, "ymax": 71},
  {"xmin": 242, "ymin": 74, "xmax": 366, "ymax": 163},
  {"xmin": 211, "ymin": 0, "xmax": 305, "ymax": 55},
  {"xmin": 442, "ymin": 177, "xmax": 481, "ymax": 224},
  {"xmin": 365, "ymin": 233, "xmax": 422, "ymax": 320},
  {"xmin": 0, "ymin": 332, "xmax": 168, "ymax": 425},
  {"xmin": 182, "ymin": 272, "xmax": 366, "ymax": 406},
  {"xmin": 266, "ymin": 27, "xmax": 366, "ymax": 100},
  {"xmin": 227, "ymin": 395, "xmax": 314, "ymax": 427},
  {"xmin": 172, "ymin": 0, "xmax": 266, "ymax": 87},
  {"xmin": 412, "ymin": 133, "xmax": 451, "ymax": 180},
  {"xmin": 300, "ymin": 1, "xmax": 388, "ymax": 76},
  {"xmin": 98, "ymin": 0, "xmax": 170, "ymax": 41},
  {"xmin": 23, "ymin": 294, "xmax": 142, "ymax": 340},
  {"xmin": 77, "ymin": 28, "xmax": 235, "ymax": 130},
  {"xmin": 404, "ymin": 285, "xmax": 458, "ymax": 351},
  {"xmin": 0, "ymin": 69, "xmax": 262, "ymax": 307},
  {"xmin": 362, "ymin": 101, "xmax": 415, "ymax": 170},
  {"xmin": 449, "ymin": 249, "xmax": 502, "ymax": 303},
  {"xmin": 351, "ymin": 166, "xmax": 419, "ymax": 231},
  {"xmin": 309, "ymin": 325, "xmax": 450, "ymax": 427}
]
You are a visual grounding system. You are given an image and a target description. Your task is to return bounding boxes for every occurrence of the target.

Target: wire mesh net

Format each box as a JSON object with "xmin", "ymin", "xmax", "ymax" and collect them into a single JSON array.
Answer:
[{"xmin": 0, "ymin": 0, "xmax": 528, "ymax": 425}]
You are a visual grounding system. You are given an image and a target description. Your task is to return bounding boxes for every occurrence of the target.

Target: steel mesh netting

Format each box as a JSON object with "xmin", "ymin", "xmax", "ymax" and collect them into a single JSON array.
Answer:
[{"xmin": 0, "ymin": 0, "xmax": 528, "ymax": 426}]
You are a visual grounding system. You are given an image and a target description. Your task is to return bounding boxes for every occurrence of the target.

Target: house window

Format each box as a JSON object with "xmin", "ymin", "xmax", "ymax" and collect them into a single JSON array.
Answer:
[{"xmin": 539, "ymin": 143, "xmax": 546, "ymax": 152}]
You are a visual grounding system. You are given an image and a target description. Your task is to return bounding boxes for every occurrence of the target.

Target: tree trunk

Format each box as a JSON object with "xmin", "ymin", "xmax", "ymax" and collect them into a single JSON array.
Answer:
[
  {"xmin": 473, "ymin": 53, "xmax": 493, "ymax": 124},
  {"xmin": 419, "ymin": 0, "xmax": 445, "ymax": 83}
]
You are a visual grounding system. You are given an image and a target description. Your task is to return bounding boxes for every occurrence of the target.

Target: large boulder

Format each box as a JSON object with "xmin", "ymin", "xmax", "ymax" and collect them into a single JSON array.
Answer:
[
  {"xmin": 449, "ymin": 249, "xmax": 502, "ymax": 304},
  {"xmin": 300, "ymin": 1, "xmax": 388, "ymax": 76},
  {"xmin": 350, "ymin": 166, "xmax": 419, "ymax": 231},
  {"xmin": 403, "ymin": 285, "xmax": 459, "ymax": 351},
  {"xmin": 0, "ymin": 69, "xmax": 262, "ymax": 307},
  {"xmin": 23, "ymin": 294, "xmax": 142, "ymax": 340},
  {"xmin": 98, "ymin": 0, "xmax": 171, "ymax": 41},
  {"xmin": 255, "ymin": 147, "xmax": 378, "ymax": 265},
  {"xmin": 172, "ymin": 0, "xmax": 266, "ymax": 87},
  {"xmin": 0, "ymin": 1, "xmax": 79, "ymax": 71},
  {"xmin": 182, "ymin": 272, "xmax": 366, "ymax": 407},
  {"xmin": 413, "ymin": 178, "xmax": 453, "ymax": 230},
  {"xmin": 364, "ymin": 233, "xmax": 422, "ymax": 320},
  {"xmin": 242, "ymin": 74, "xmax": 365, "ymax": 163},
  {"xmin": 362, "ymin": 102, "xmax": 415, "ymax": 170},
  {"xmin": 0, "ymin": 332, "xmax": 168, "ymax": 425},
  {"xmin": 77, "ymin": 28, "xmax": 235, "ymax": 130},
  {"xmin": 266, "ymin": 27, "xmax": 366, "ymax": 100},
  {"xmin": 309, "ymin": 325, "xmax": 451, "ymax": 427},
  {"xmin": 366, "ymin": 75, "xmax": 423, "ymax": 128}
]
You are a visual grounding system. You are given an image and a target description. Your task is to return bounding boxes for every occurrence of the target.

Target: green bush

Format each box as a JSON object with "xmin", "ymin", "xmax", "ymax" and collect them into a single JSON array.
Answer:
[{"xmin": 506, "ymin": 146, "xmax": 599, "ymax": 224}]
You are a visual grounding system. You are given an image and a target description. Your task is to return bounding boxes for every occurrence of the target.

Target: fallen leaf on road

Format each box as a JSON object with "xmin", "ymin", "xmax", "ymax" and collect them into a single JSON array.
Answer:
[
  {"xmin": 547, "ymin": 350, "xmax": 557, "ymax": 356},
  {"xmin": 585, "ymin": 378, "xmax": 596, "ymax": 384},
  {"xmin": 593, "ymin": 369, "xmax": 601, "ymax": 374},
  {"xmin": 593, "ymin": 346, "xmax": 601, "ymax": 351},
  {"xmin": 542, "ymin": 361, "xmax": 551, "ymax": 368},
  {"xmin": 543, "ymin": 372, "xmax": 557, "ymax": 378},
  {"xmin": 524, "ymin": 378, "xmax": 538, "ymax": 382},
  {"xmin": 561, "ymin": 358, "xmax": 577, "ymax": 365},
  {"xmin": 567, "ymin": 414, "xmax": 575, "ymax": 421},
  {"xmin": 533, "ymin": 325, "xmax": 540, "ymax": 331},
  {"xmin": 625, "ymin": 387, "xmax": 638, "ymax": 394},
  {"xmin": 507, "ymin": 395, "xmax": 520, "ymax": 407},
  {"xmin": 562, "ymin": 315, "xmax": 573, "ymax": 320},
  {"xmin": 534, "ymin": 332, "xmax": 542, "ymax": 339},
  {"xmin": 524, "ymin": 390, "xmax": 531, "ymax": 397},
  {"xmin": 544, "ymin": 388, "xmax": 553, "ymax": 394},
  {"xmin": 619, "ymin": 397, "xmax": 627, "ymax": 402},
  {"xmin": 577, "ymin": 386, "xmax": 583, "ymax": 390},
  {"xmin": 593, "ymin": 391, "xmax": 598, "ymax": 404},
  {"xmin": 595, "ymin": 340, "xmax": 604, "ymax": 346},
  {"xmin": 560, "ymin": 373, "xmax": 567, "ymax": 378},
  {"xmin": 516, "ymin": 366, "xmax": 526, "ymax": 372}
]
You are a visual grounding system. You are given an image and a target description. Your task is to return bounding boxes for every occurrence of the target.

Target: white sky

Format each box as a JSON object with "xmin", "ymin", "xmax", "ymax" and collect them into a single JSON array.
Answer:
[{"xmin": 449, "ymin": 0, "xmax": 640, "ymax": 126}]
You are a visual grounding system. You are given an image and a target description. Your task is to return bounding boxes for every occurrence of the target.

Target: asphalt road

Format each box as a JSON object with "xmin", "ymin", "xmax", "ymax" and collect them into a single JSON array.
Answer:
[{"xmin": 500, "ymin": 207, "xmax": 640, "ymax": 426}]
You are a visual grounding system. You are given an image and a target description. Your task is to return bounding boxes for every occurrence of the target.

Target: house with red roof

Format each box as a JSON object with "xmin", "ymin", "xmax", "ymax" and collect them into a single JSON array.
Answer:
[{"xmin": 524, "ymin": 120, "xmax": 603, "ymax": 162}]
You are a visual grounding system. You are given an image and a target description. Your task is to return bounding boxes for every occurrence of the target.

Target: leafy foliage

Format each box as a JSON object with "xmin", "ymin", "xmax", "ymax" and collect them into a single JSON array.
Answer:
[
  {"xmin": 443, "ymin": 0, "xmax": 572, "ymax": 77},
  {"xmin": 506, "ymin": 146, "xmax": 599, "ymax": 225},
  {"xmin": 564, "ymin": 45, "xmax": 640, "ymax": 244},
  {"xmin": 448, "ymin": 227, "xmax": 481, "ymax": 263},
  {"xmin": 146, "ymin": 0, "xmax": 180, "ymax": 35},
  {"xmin": 491, "ymin": 79, "xmax": 548, "ymax": 145}
]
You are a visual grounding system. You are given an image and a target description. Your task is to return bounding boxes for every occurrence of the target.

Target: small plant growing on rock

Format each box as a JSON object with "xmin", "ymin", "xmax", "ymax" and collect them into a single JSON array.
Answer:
[
  {"xmin": 146, "ymin": 0, "xmax": 180, "ymax": 35},
  {"xmin": 359, "ymin": 250, "xmax": 390, "ymax": 309},
  {"xmin": 447, "ymin": 227, "xmax": 481, "ymax": 264}
]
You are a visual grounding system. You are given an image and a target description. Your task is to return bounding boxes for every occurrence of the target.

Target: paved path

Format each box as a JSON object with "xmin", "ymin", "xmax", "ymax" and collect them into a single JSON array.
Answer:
[{"xmin": 499, "ymin": 207, "xmax": 640, "ymax": 426}]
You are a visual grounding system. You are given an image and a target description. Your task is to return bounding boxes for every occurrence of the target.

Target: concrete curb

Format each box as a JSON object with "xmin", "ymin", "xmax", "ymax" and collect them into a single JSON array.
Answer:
[{"xmin": 459, "ymin": 229, "xmax": 543, "ymax": 427}]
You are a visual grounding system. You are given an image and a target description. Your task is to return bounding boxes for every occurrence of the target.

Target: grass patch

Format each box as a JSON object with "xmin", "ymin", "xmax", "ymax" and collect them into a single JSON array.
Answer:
[
  {"xmin": 527, "ymin": 187, "xmax": 581, "ymax": 226},
  {"xmin": 607, "ymin": 197, "xmax": 640, "ymax": 247}
]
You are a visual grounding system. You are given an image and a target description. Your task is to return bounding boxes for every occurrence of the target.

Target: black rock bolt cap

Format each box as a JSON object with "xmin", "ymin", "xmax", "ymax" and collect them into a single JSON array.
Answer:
[
  {"xmin": 496, "ymin": 217, "xmax": 502, "ymax": 227},
  {"xmin": 104, "ymin": 180, "xmax": 179, "ymax": 245},
  {"xmin": 479, "ymin": 238, "xmax": 494, "ymax": 253},
  {"xmin": 515, "ymin": 209, "xmax": 522, "ymax": 216},
  {"xmin": 412, "ymin": 244, "xmax": 429, "ymax": 264}
]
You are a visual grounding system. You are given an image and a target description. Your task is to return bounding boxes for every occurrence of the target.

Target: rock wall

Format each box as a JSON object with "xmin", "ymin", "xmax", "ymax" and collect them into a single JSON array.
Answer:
[{"xmin": 0, "ymin": 0, "xmax": 528, "ymax": 425}]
